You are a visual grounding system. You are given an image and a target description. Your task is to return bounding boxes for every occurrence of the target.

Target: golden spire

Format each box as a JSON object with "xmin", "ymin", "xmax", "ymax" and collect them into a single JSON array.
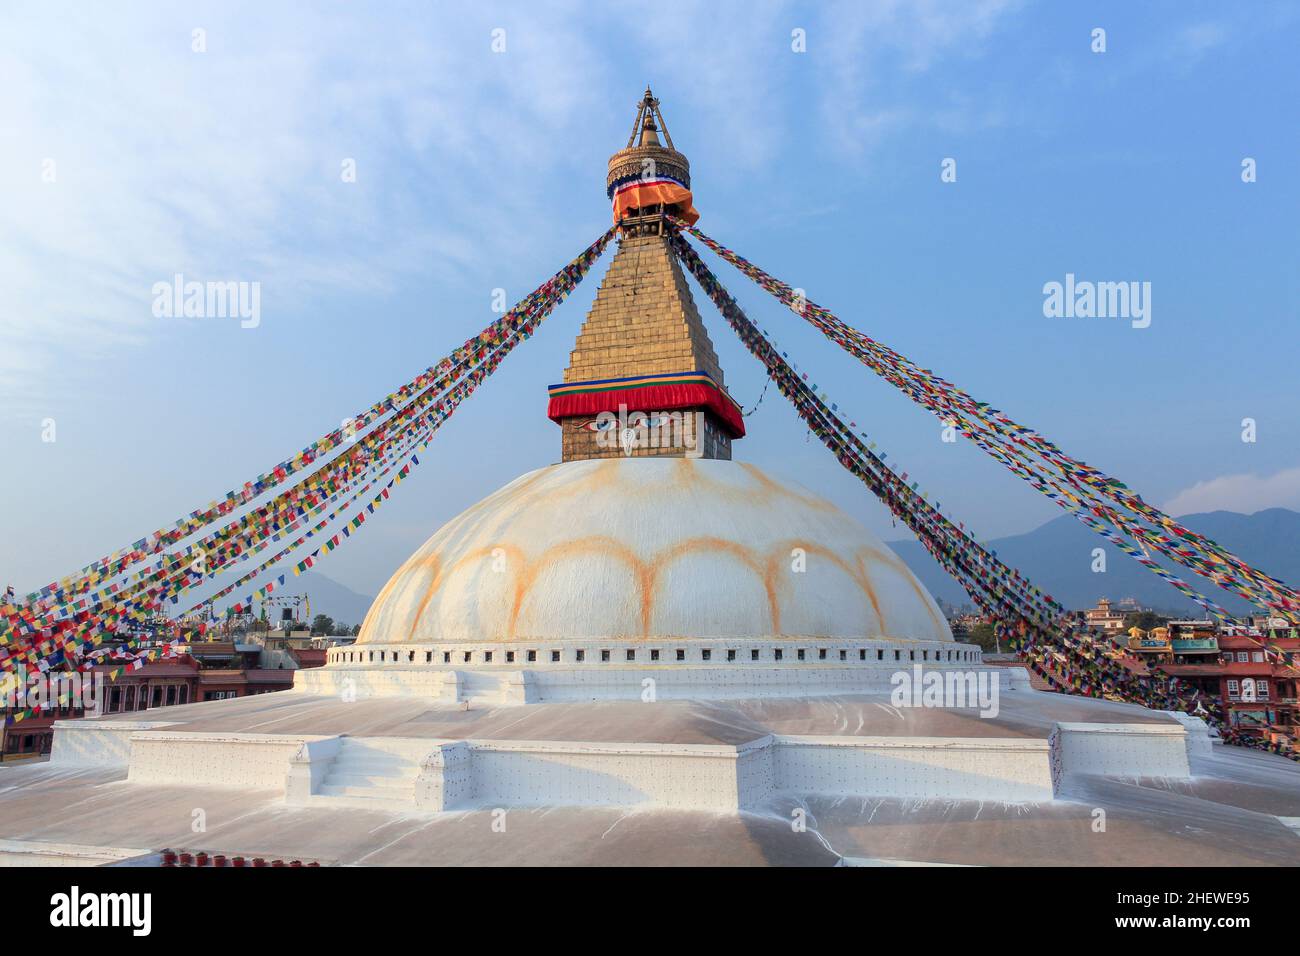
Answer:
[
  {"xmin": 607, "ymin": 87, "xmax": 696, "ymax": 232},
  {"xmin": 626, "ymin": 86, "xmax": 676, "ymax": 150}
]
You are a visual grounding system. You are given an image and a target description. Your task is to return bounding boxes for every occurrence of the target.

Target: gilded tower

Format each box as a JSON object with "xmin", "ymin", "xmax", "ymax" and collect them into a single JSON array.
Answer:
[{"xmin": 546, "ymin": 88, "xmax": 745, "ymax": 462}]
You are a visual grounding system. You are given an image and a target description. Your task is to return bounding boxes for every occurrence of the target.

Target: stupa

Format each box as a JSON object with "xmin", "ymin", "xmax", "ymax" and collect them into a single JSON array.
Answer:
[{"xmin": 5, "ymin": 91, "xmax": 1300, "ymax": 867}]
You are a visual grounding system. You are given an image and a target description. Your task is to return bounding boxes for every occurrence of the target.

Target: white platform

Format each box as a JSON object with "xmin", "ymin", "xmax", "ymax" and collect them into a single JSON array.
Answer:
[{"xmin": 46, "ymin": 675, "xmax": 1202, "ymax": 813}]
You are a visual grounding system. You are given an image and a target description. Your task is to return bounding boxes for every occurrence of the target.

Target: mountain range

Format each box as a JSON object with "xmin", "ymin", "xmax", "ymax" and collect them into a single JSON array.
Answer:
[{"xmin": 888, "ymin": 507, "xmax": 1300, "ymax": 616}]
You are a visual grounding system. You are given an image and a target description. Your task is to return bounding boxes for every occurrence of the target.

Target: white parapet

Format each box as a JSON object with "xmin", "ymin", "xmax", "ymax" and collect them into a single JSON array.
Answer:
[
  {"xmin": 465, "ymin": 738, "xmax": 760, "ymax": 811},
  {"xmin": 49, "ymin": 720, "xmax": 177, "ymax": 768},
  {"xmin": 285, "ymin": 736, "xmax": 345, "ymax": 805},
  {"xmin": 296, "ymin": 656, "xmax": 1017, "ymax": 705},
  {"xmin": 773, "ymin": 734, "xmax": 1057, "ymax": 803},
  {"xmin": 0, "ymin": 840, "xmax": 153, "ymax": 868},
  {"xmin": 127, "ymin": 732, "xmax": 339, "ymax": 794},
  {"xmin": 1053, "ymin": 722, "xmax": 1191, "ymax": 778},
  {"xmin": 414, "ymin": 742, "xmax": 473, "ymax": 811}
]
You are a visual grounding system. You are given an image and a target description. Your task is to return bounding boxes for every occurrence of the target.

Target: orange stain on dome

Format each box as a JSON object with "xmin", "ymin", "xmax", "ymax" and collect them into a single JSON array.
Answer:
[
  {"xmin": 648, "ymin": 535, "xmax": 776, "ymax": 635},
  {"xmin": 508, "ymin": 535, "xmax": 651, "ymax": 639}
]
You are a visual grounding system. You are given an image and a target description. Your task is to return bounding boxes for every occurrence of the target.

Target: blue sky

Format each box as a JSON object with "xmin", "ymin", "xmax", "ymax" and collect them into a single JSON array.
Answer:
[{"xmin": 2, "ymin": 0, "xmax": 1298, "ymax": 599}]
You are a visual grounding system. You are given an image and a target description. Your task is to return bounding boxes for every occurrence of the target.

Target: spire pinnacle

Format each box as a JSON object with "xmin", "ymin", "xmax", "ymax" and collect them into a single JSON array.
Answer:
[{"xmin": 626, "ymin": 85, "xmax": 674, "ymax": 151}]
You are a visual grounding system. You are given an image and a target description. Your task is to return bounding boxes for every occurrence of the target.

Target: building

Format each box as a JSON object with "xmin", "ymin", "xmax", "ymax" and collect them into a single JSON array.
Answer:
[
  {"xmin": 1083, "ymin": 597, "xmax": 1128, "ymax": 633},
  {"xmin": 1, "ymin": 633, "xmax": 328, "ymax": 758},
  {"xmin": 5, "ymin": 91, "xmax": 1300, "ymax": 867},
  {"xmin": 1158, "ymin": 627, "xmax": 1300, "ymax": 743},
  {"xmin": 1124, "ymin": 624, "xmax": 1173, "ymax": 660}
]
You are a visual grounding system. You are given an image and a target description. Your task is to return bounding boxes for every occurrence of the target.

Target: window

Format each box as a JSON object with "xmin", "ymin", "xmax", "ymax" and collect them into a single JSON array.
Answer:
[
  {"xmin": 527, "ymin": 650, "xmax": 537, "ymax": 662},
  {"xmin": 676, "ymin": 649, "xmax": 685, "ymax": 661},
  {"xmin": 840, "ymin": 649, "xmax": 847, "ymax": 661},
  {"xmin": 894, "ymin": 650, "xmax": 901, "ymax": 661},
  {"xmin": 578, "ymin": 650, "xmax": 587, "ymax": 662},
  {"xmin": 775, "ymin": 649, "xmax": 783, "ymax": 661},
  {"xmin": 701, "ymin": 649, "xmax": 711, "ymax": 661},
  {"xmin": 651, "ymin": 649, "xmax": 660, "ymax": 662},
  {"xmin": 626, "ymin": 649, "xmax": 636, "ymax": 662},
  {"xmin": 1227, "ymin": 679, "xmax": 1240, "ymax": 700},
  {"xmin": 425, "ymin": 652, "xmax": 432, "ymax": 663},
  {"xmin": 1237, "ymin": 652, "xmax": 1249, "ymax": 662},
  {"xmin": 443, "ymin": 651, "xmax": 451, "ymax": 663},
  {"xmin": 922, "ymin": 651, "xmax": 928, "ymax": 661},
  {"xmin": 484, "ymin": 651, "xmax": 493, "ymax": 663},
  {"xmin": 463, "ymin": 651, "xmax": 472, "ymax": 663},
  {"xmin": 751, "ymin": 649, "xmax": 760, "ymax": 661},
  {"xmin": 506, "ymin": 651, "xmax": 515, "ymax": 663},
  {"xmin": 550, "ymin": 650, "xmax": 560, "ymax": 662},
  {"xmin": 1258, "ymin": 681, "xmax": 1270, "ymax": 701},
  {"xmin": 408, "ymin": 651, "xmax": 415, "ymax": 662},
  {"xmin": 727, "ymin": 649, "xmax": 736, "ymax": 662},
  {"xmin": 859, "ymin": 649, "xmax": 866, "ymax": 661},
  {"xmin": 1253, "ymin": 652, "xmax": 1265, "ymax": 663},
  {"xmin": 818, "ymin": 649, "xmax": 827, "ymax": 660},
  {"xmin": 797, "ymin": 649, "xmax": 805, "ymax": 661}
]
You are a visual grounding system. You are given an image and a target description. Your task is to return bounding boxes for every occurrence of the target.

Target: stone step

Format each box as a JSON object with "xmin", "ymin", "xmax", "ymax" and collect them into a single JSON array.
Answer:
[
  {"xmin": 326, "ymin": 770, "xmax": 417, "ymax": 790},
  {"xmin": 307, "ymin": 793, "xmax": 417, "ymax": 813},
  {"xmin": 330, "ymin": 755, "xmax": 416, "ymax": 772},
  {"xmin": 319, "ymin": 783, "xmax": 413, "ymax": 800},
  {"xmin": 337, "ymin": 738, "xmax": 432, "ymax": 757}
]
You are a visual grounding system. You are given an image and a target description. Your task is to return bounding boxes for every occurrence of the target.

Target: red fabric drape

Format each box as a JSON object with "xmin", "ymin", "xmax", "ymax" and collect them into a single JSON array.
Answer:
[{"xmin": 547, "ymin": 382, "xmax": 744, "ymax": 438}]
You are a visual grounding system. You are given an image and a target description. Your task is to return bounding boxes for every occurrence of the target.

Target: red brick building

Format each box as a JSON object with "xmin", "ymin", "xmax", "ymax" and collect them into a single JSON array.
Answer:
[
  {"xmin": 2, "ymin": 638, "xmax": 327, "ymax": 758},
  {"xmin": 1158, "ymin": 628, "xmax": 1300, "ymax": 743}
]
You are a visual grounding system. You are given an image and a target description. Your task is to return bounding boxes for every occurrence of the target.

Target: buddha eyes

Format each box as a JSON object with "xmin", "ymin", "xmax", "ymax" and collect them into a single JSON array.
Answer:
[{"xmin": 584, "ymin": 415, "xmax": 671, "ymax": 432}]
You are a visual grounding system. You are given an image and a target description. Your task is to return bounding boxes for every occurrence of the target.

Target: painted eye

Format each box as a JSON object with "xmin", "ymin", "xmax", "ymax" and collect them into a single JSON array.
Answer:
[
  {"xmin": 585, "ymin": 418, "xmax": 617, "ymax": 432},
  {"xmin": 646, "ymin": 415, "xmax": 669, "ymax": 429}
]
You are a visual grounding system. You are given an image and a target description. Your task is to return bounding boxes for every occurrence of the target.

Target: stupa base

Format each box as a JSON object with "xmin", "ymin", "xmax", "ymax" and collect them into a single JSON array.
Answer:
[{"xmin": 12, "ymin": 674, "xmax": 1297, "ymax": 865}]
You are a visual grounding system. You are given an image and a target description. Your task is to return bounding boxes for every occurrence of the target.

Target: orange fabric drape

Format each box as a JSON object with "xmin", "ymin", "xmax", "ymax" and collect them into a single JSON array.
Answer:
[{"xmin": 612, "ymin": 180, "xmax": 700, "ymax": 225}]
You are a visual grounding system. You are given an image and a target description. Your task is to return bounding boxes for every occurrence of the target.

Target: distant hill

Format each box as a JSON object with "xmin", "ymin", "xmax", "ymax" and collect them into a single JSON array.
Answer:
[
  {"xmin": 285, "ymin": 571, "xmax": 375, "ymax": 630},
  {"xmin": 888, "ymin": 508, "xmax": 1300, "ymax": 616}
]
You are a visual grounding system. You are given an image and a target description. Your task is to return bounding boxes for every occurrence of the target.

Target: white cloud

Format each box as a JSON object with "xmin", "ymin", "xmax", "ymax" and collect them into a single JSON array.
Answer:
[
  {"xmin": 1171, "ymin": 21, "xmax": 1230, "ymax": 60},
  {"xmin": 1164, "ymin": 467, "xmax": 1300, "ymax": 517},
  {"xmin": 816, "ymin": 0, "xmax": 1021, "ymax": 154},
  {"xmin": 0, "ymin": 3, "xmax": 611, "ymax": 416},
  {"xmin": 0, "ymin": 0, "xmax": 1031, "ymax": 419}
]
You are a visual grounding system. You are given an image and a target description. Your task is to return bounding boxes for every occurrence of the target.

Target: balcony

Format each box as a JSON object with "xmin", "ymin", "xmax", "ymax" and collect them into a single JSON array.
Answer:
[{"xmin": 1171, "ymin": 637, "xmax": 1219, "ymax": 654}]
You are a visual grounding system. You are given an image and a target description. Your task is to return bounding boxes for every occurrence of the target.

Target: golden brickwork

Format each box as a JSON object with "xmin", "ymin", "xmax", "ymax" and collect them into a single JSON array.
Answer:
[
  {"xmin": 563, "ymin": 235, "xmax": 724, "ymax": 384},
  {"xmin": 558, "ymin": 233, "xmax": 737, "ymax": 463}
]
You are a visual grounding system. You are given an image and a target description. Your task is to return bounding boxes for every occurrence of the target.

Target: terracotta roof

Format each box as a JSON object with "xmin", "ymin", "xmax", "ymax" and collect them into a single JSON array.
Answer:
[
  {"xmin": 197, "ymin": 669, "xmax": 295, "ymax": 686},
  {"xmin": 289, "ymin": 648, "xmax": 327, "ymax": 668}
]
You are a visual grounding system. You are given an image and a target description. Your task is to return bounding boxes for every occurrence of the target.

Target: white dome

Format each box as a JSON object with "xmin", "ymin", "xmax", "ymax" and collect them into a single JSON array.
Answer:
[{"xmin": 359, "ymin": 458, "xmax": 952, "ymax": 645}]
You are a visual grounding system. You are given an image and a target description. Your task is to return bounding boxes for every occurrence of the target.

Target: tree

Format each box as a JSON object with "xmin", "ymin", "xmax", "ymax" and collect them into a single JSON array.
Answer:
[
  {"xmin": 332, "ymin": 622, "xmax": 353, "ymax": 636},
  {"xmin": 1123, "ymin": 611, "xmax": 1167, "ymax": 632},
  {"xmin": 310, "ymin": 614, "xmax": 335, "ymax": 636},
  {"xmin": 967, "ymin": 622, "xmax": 999, "ymax": 653}
]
